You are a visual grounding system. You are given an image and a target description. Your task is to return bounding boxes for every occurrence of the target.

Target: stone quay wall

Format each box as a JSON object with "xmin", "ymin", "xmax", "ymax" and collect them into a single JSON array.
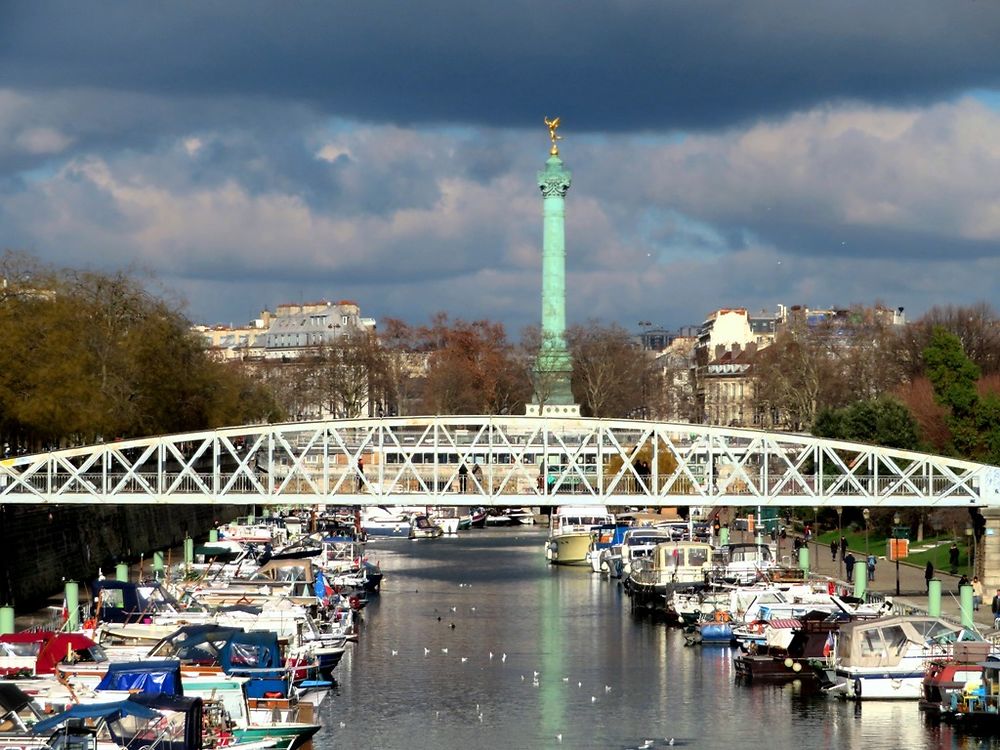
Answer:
[{"xmin": 0, "ymin": 503, "xmax": 250, "ymax": 611}]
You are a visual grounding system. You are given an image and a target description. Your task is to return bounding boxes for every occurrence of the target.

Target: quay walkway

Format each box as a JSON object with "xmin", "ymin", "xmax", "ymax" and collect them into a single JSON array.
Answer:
[{"xmin": 797, "ymin": 536, "xmax": 998, "ymax": 631}]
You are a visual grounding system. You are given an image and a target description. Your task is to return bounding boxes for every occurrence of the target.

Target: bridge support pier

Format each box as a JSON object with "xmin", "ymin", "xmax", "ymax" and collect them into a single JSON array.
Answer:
[{"xmin": 979, "ymin": 508, "xmax": 1000, "ymax": 595}]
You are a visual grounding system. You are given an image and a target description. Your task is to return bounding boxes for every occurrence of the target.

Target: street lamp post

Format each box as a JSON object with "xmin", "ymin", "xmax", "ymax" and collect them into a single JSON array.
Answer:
[
  {"xmin": 893, "ymin": 512, "xmax": 902, "ymax": 597},
  {"xmin": 836, "ymin": 506, "xmax": 844, "ymax": 578},
  {"xmin": 966, "ymin": 522, "xmax": 975, "ymax": 578},
  {"xmin": 863, "ymin": 508, "xmax": 871, "ymax": 556}
]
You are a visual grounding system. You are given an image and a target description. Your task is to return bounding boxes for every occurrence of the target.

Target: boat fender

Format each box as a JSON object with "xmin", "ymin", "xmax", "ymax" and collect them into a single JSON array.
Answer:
[
  {"xmin": 854, "ymin": 677, "xmax": 862, "ymax": 699},
  {"xmin": 714, "ymin": 611, "xmax": 730, "ymax": 623}
]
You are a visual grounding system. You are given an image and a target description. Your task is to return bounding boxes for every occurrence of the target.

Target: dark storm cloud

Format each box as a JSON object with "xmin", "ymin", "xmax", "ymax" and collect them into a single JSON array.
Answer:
[{"xmin": 3, "ymin": 1, "xmax": 1000, "ymax": 132}]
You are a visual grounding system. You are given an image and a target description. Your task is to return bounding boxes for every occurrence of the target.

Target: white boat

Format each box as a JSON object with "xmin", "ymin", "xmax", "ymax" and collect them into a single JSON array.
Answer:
[
  {"xmin": 360, "ymin": 506, "xmax": 411, "ymax": 538},
  {"xmin": 625, "ymin": 540, "xmax": 715, "ymax": 608},
  {"xmin": 821, "ymin": 615, "xmax": 992, "ymax": 700},
  {"xmin": 428, "ymin": 506, "xmax": 462, "ymax": 534},
  {"xmin": 618, "ymin": 527, "xmax": 674, "ymax": 579},
  {"xmin": 544, "ymin": 505, "xmax": 615, "ymax": 565},
  {"xmin": 410, "ymin": 515, "xmax": 444, "ymax": 539},
  {"xmin": 508, "ymin": 507, "xmax": 537, "ymax": 525}
]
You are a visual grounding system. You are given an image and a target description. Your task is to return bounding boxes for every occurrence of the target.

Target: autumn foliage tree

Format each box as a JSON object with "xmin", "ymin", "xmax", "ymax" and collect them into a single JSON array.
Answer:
[{"xmin": 0, "ymin": 250, "xmax": 279, "ymax": 449}]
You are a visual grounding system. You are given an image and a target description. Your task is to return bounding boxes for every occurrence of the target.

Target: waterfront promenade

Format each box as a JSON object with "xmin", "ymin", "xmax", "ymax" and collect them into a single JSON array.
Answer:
[{"xmin": 797, "ymin": 536, "xmax": 996, "ymax": 630}]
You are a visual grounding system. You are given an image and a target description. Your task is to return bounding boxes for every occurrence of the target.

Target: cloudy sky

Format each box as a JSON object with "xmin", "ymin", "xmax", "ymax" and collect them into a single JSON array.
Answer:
[{"xmin": 2, "ymin": 1, "xmax": 1000, "ymax": 334}]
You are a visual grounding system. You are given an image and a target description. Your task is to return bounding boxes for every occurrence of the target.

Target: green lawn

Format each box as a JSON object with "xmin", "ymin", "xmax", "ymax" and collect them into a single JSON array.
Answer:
[{"xmin": 815, "ymin": 529, "xmax": 972, "ymax": 573}]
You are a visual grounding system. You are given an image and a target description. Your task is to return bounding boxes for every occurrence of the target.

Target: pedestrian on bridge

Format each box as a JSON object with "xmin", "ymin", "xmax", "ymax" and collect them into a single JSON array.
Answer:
[
  {"xmin": 458, "ymin": 462, "xmax": 468, "ymax": 492},
  {"xmin": 949, "ymin": 543, "xmax": 960, "ymax": 574},
  {"xmin": 830, "ymin": 540, "xmax": 838, "ymax": 561},
  {"xmin": 840, "ymin": 536, "xmax": 848, "ymax": 559},
  {"xmin": 867, "ymin": 553, "xmax": 877, "ymax": 582},
  {"xmin": 845, "ymin": 552, "xmax": 856, "ymax": 583},
  {"xmin": 925, "ymin": 561, "xmax": 934, "ymax": 592}
]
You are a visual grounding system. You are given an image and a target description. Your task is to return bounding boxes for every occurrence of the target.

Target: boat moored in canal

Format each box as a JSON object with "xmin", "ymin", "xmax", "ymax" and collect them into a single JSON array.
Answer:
[{"xmin": 544, "ymin": 505, "xmax": 615, "ymax": 565}]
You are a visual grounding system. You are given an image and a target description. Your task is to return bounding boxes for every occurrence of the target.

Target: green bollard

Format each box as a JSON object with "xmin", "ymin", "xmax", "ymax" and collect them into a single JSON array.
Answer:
[
  {"xmin": 928, "ymin": 579, "xmax": 941, "ymax": 617},
  {"xmin": 153, "ymin": 551, "xmax": 164, "ymax": 577},
  {"xmin": 209, "ymin": 529, "xmax": 219, "ymax": 543},
  {"xmin": 720, "ymin": 527, "xmax": 729, "ymax": 547},
  {"xmin": 854, "ymin": 562, "xmax": 867, "ymax": 599},
  {"xmin": 116, "ymin": 563, "xmax": 129, "ymax": 583},
  {"xmin": 184, "ymin": 536, "xmax": 194, "ymax": 566},
  {"xmin": 0, "ymin": 606, "xmax": 14, "ymax": 634},
  {"xmin": 960, "ymin": 584, "xmax": 975, "ymax": 629},
  {"xmin": 798, "ymin": 546, "xmax": 810, "ymax": 574},
  {"xmin": 64, "ymin": 580, "xmax": 79, "ymax": 630}
]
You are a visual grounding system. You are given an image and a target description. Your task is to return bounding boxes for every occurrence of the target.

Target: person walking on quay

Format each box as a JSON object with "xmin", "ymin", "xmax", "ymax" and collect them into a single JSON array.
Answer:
[
  {"xmin": 845, "ymin": 552, "xmax": 856, "ymax": 583},
  {"xmin": 867, "ymin": 553, "xmax": 877, "ymax": 582},
  {"xmin": 973, "ymin": 576, "xmax": 984, "ymax": 611},
  {"xmin": 458, "ymin": 462, "xmax": 468, "ymax": 493},
  {"xmin": 992, "ymin": 589, "xmax": 1000, "ymax": 628},
  {"xmin": 840, "ymin": 536, "xmax": 848, "ymax": 559},
  {"xmin": 925, "ymin": 561, "xmax": 934, "ymax": 592},
  {"xmin": 830, "ymin": 539, "xmax": 838, "ymax": 561},
  {"xmin": 356, "ymin": 456, "xmax": 365, "ymax": 492},
  {"xmin": 949, "ymin": 542, "xmax": 960, "ymax": 574},
  {"xmin": 472, "ymin": 461, "xmax": 483, "ymax": 488}
]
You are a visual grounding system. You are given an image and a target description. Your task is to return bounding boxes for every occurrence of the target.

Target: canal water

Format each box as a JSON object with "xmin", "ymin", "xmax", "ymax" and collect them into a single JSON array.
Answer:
[{"xmin": 319, "ymin": 530, "xmax": 995, "ymax": 749}]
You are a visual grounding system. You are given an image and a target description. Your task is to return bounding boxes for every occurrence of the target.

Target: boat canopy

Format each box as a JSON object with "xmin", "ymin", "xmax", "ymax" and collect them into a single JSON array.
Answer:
[
  {"xmin": 149, "ymin": 625, "xmax": 282, "ymax": 672},
  {"xmin": 96, "ymin": 660, "xmax": 183, "ymax": 696},
  {"xmin": 0, "ymin": 631, "xmax": 105, "ymax": 673},
  {"xmin": 92, "ymin": 580, "xmax": 186, "ymax": 624},
  {"xmin": 31, "ymin": 699, "xmax": 160, "ymax": 735},
  {"xmin": 652, "ymin": 542, "xmax": 713, "ymax": 571},
  {"xmin": 836, "ymin": 616, "xmax": 980, "ymax": 668}
]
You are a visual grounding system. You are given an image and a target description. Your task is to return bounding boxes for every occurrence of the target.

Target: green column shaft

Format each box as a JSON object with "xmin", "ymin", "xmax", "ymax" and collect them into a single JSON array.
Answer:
[
  {"xmin": 853, "ymin": 562, "xmax": 867, "ymax": 598},
  {"xmin": 116, "ymin": 563, "xmax": 128, "ymax": 582},
  {"xmin": 153, "ymin": 551, "xmax": 164, "ymax": 573},
  {"xmin": 541, "ymin": 194, "xmax": 567, "ymax": 345},
  {"xmin": 209, "ymin": 529, "xmax": 219, "ymax": 543},
  {"xmin": 720, "ymin": 527, "xmax": 729, "ymax": 547},
  {"xmin": 184, "ymin": 537, "xmax": 194, "ymax": 565},
  {"xmin": 960, "ymin": 585, "xmax": 975, "ymax": 629},
  {"xmin": 798, "ymin": 546, "xmax": 809, "ymax": 574},
  {"xmin": 0, "ymin": 606, "xmax": 13, "ymax": 634},
  {"xmin": 928, "ymin": 579, "xmax": 941, "ymax": 616},
  {"xmin": 64, "ymin": 581, "xmax": 79, "ymax": 630}
]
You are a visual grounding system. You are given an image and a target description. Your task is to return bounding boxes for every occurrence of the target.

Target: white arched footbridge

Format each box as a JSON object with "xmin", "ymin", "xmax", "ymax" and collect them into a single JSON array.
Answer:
[{"xmin": 1, "ymin": 416, "xmax": 998, "ymax": 507}]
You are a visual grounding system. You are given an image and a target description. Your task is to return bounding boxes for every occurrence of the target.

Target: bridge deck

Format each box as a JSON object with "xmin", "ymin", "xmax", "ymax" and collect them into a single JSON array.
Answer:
[{"xmin": 1, "ymin": 416, "xmax": 996, "ymax": 506}]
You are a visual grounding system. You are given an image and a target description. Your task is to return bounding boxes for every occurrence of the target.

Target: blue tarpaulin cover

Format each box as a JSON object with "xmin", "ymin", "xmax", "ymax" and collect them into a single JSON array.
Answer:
[{"xmin": 96, "ymin": 660, "xmax": 183, "ymax": 696}]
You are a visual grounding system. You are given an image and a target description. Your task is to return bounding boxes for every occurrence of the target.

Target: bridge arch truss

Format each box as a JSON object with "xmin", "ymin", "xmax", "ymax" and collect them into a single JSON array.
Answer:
[{"xmin": 1, "ymin": 416, "xmax": 998, "ymax": 507}]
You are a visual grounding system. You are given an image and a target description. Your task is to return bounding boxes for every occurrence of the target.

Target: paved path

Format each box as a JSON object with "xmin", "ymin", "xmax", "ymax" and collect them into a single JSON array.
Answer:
[{"xmin": 799, "ymin": 537, "xmax": 996, "ymax": 631}]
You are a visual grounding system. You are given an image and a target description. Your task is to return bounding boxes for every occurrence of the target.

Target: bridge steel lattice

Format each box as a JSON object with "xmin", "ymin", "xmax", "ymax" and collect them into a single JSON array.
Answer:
[{"xmin": 1, "ymin": 416, "xmax": 998, "ymax": 507}]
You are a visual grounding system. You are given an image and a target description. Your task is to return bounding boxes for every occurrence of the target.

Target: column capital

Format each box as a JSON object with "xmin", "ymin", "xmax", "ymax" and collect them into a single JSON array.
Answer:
[{"xmin": 538, "ymin": 156, "xmax": 571, "ymax": 198}]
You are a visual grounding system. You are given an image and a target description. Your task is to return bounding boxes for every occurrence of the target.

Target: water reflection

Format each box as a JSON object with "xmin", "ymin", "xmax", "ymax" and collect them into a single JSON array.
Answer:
[{"xmin": 318, "ymin": 530, "xmax": 1000, "ymax": 750}]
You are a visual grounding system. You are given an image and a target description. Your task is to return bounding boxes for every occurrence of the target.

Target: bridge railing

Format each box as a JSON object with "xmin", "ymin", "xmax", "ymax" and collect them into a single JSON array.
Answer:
[{"xmin": 18, "ymin": 468, "xmax": 974, "ymax": 500}]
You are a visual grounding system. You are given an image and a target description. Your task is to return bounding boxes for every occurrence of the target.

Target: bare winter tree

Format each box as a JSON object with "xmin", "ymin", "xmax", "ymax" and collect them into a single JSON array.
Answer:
[{"xmin": 566, "ymin": 322, "xmax": 654, "ymax": 418}]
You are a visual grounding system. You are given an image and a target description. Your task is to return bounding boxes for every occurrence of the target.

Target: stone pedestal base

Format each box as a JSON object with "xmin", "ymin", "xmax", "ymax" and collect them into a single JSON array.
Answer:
[
  {"xmin": 525, "ymin": 403, "xmax": 581, "ymax": 417},
  {"xmin": 980, "ymin": 507, "xmax": 1000, "ymax": 593}
]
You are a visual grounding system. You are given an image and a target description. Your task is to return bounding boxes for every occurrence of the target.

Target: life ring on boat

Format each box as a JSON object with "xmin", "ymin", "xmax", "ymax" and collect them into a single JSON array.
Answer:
[{"xmin": 713, "ymin": 610, "xmax": 731, "ymax": 623}]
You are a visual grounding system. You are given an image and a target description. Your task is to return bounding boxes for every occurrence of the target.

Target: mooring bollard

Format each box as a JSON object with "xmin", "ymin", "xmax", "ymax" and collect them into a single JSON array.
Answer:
[
  {"xmin": 0, "ymin": 606, "xmax": 14, "ymax": 634},
  {"xmin": 854, "ymin": 562, "xmax": 867, "ymax": 599},
  {"xmin": 960, "ymin": 584, "xmax": 975, "ymax": 628},
  {"xmin": 64, "ymin": 580, "xmax": 80, "ymax": 630},
  {"xmin": 928, "ymin": 579, "xmax": 942, "ymax": 616}
]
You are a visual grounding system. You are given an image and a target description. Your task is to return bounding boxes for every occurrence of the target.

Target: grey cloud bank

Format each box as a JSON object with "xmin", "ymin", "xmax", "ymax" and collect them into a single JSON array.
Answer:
[{"xmin": 1, "ymin": 1, "xmax": 999, "ymax": 331}]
